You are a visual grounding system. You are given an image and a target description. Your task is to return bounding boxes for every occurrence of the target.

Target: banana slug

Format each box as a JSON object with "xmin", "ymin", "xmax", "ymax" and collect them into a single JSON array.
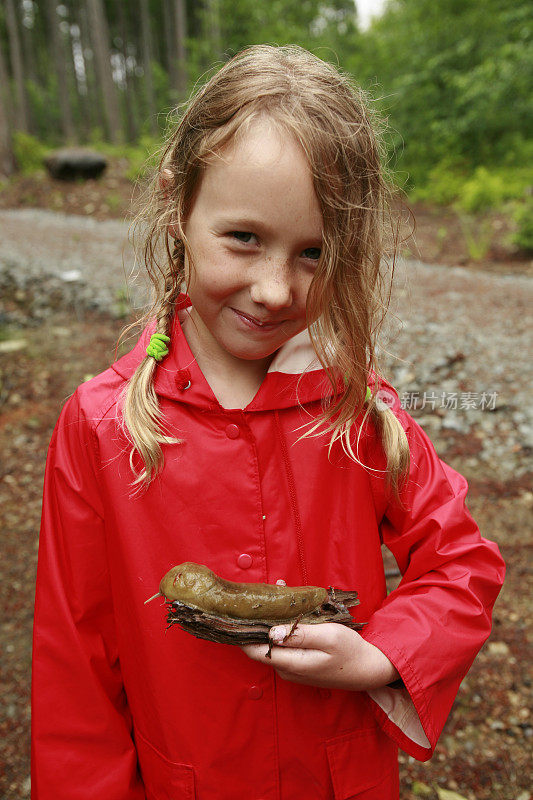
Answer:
[
  {"xmin": 154, "ymin": 562, "xmax": 363, "ymax": 651},
  {"xmin": 159, "ymin": 562, "xmax": 329, "ymax": 622}
]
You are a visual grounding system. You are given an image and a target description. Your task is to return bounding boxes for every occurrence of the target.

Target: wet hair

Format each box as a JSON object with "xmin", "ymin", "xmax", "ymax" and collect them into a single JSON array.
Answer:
[{"xmin": 119, "ymin": 43, "xmax": 410, "ymax": 500}]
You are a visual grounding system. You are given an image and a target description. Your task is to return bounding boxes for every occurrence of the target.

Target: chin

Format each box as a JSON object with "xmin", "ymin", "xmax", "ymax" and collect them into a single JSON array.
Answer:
[{"xmin": 227, "ymin": 341, "xmax": 283, "ymax": 361}]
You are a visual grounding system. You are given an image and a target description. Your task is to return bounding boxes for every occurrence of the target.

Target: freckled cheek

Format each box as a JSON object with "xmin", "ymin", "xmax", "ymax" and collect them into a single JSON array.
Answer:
[
  {"xmin": 208, "ymin": 268, "xmax": 245, "ymax": 298},
  {"xmin": 295, "ymin": 274, "xmax": 314, "ymax": 309},
  {"xmin": 189, "ymin": 252, "xmax": 241, "ymax": 296}
]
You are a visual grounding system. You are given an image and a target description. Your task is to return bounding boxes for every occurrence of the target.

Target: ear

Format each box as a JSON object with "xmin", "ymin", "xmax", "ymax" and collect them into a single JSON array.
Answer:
[
  {"xmin": 159, "ymin": 168, "xmax": 173, "ymax": 197},
  {"xmin": 159, "ymin": 168, "xmax": 179, "ymax": 239}
]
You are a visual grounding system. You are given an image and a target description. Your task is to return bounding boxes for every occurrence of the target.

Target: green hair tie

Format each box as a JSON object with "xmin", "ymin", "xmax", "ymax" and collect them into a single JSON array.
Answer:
[
  {"xmin": 342, "ymin": 376, "xmax": 372, "ymax": 404},
  {"xmin": 146, "ymin": 332, "xmax": 171, "ymax": 361}
]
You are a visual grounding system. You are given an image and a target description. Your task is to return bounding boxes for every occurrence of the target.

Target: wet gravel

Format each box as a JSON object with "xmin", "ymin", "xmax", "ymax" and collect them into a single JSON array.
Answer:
[{"xmin": 1, "ymin": 207, "xmax": 532, "ymax": 482}]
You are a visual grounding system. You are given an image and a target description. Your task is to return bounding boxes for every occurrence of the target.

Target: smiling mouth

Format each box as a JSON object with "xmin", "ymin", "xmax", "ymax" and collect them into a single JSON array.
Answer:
[{"xmin": 231, "ymin": 309, "xmax": 286, "ymax": 329}]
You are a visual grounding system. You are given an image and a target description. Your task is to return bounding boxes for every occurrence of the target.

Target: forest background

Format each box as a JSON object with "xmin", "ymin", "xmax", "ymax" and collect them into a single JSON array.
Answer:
[{"xmin": 0, "ymin": 0, "xmax": 532, "ymax": 247}]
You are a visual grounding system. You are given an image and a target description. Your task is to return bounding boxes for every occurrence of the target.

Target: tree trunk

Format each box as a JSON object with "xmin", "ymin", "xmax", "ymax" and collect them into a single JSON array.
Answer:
[
  {"xmin": 76, "ymin": 3, "xmax": 100, "ymax": 141},
  {"xmin": 138, "ymin": 0, "xmax": 158, "ymax": 135},
  {"xmin": 86, "ymin": 0, "xmax": 122, "ymax": 143},
  {"xmin": 0, "ymin": 39, "xmax": 16, "ymax": 176},
  {"xmin": 20, "ymin": 0, "xmax": 37, "ymax": 87},
  {"xmin": 4, "ymin": 0, "xmax": 30, "ymax": 132},
  {"xmin": 163, "ymin": 0, "xmax": 174, "ymax": 79},
  {"xmin": 115, "ymin": 0, "xmax": 139, "ymax": 142},
  {"xmin": 204, "ymin": 0, "xmax": 222, "ymax": 63},
  {"xmin": 44, "ymin": 0, "xmax": 76, "ymax": 142},
  {"xmin": 173, "ymin": 0, "xmax": 188, "ymax": 97}
]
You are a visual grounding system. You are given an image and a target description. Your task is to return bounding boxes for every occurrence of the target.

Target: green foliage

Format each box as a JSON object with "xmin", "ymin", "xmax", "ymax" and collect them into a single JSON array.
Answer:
[
  {"xmin": 406, "ymin": 158, "xmax": 469, "ymax": 206},
  {"xmin": 151, "ymin": 61, "xmax": 172, "ymax": 124},
  {"xmin": 25, "ymin": 79, "xmax": 60, "ymax": 144},
  {"xmin": 12, "ymin": 132, "xmax": 51, "ymax": 175},
  {"xmin": 82, "ymin": 135, "xmax": 163, "ymax": 182},
  {"xmin": 3, "ymin": 0, "xmax": 531, "ymax": 215},
  {"xmin": 457, "ymin": 213, "xmax": 493, "ymax": 261},
  {"xmin": 456, "ymin": 168, "xmax": 521, "ymax": 213},
  {"xmin": 105, "ymin": 192, "xmax": 122, "ymax": 211},
  {"xmin": 406, "ymin": 162, "xmax": 533, "ymax": 212},
  {"xmin": 411, "ymin": 782, "xmax": 433, "ymax": 797},
  {"xmin": 122, "ymin": 136, "xmax": 164, "ymax": 182},
  {"xmin": 347, "ymin": 0, "xmax": 532, "ymax": 194},
  {"xmin": 219, "ymin": 0, "xmax": 360, "ymax": 57},
  {"xmin": 511, "ymin": 196, "xmax": 533, "ymax": 252}
]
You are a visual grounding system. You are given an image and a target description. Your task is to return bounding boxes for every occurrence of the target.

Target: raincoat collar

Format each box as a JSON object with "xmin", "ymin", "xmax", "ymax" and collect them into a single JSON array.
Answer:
[{"xmin": 111, "ymin": 294, "xmax": 374, "ymax": 411}]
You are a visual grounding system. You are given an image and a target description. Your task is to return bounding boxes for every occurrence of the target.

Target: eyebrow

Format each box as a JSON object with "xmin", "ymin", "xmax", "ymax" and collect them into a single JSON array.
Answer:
[
  {"xmin": 213, "ymin": 215, "xmax": 322, "ymax": 241},
  {"xmin": 214, "ymin": 215, "xmax": 269, "ymax": 231}
]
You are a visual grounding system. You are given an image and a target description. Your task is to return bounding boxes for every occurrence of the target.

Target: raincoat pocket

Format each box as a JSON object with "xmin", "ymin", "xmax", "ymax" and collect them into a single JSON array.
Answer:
[
  {"xmin": 134, "ymin": 727, "xmax": 196, "ymax": 800},
  {"xmin": 325, "ymin": 726, "xmax": 399, "ymax": 799}
]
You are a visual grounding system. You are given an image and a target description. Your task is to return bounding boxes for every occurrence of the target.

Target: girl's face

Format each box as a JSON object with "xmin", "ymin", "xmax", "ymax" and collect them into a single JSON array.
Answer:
[{"xmin": 180, "ymin": 119, "xmax": 323, "ymax": 377}]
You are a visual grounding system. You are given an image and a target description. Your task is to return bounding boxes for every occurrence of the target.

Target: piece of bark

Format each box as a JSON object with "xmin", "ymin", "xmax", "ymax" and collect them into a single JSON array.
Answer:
[{"xmin": 164, "ymin": 587, "xmax": 364, "ymax": 657}]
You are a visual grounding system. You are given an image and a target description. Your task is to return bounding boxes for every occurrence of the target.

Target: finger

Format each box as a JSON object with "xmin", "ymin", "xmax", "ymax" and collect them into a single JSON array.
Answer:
[
  {"xmin": 269, "ymin": 623, "xmax": 335, "ymax": 650},
  {"xmin": 240, "ymin": 643, "xmax": 272, "ymax": 661}
]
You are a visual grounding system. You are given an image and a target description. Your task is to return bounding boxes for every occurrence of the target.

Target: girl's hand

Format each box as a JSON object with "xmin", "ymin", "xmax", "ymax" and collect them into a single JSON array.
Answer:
[{"xmin": 240, "ymin": 623, "xmax": 400, "ymax": 692}]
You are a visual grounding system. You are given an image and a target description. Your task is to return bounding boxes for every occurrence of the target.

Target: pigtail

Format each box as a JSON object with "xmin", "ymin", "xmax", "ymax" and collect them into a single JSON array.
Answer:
[
  {"xmin": 367, "ymin": 399, "xmax": 410, "ymax": 506},
  {"xmin": 118, "ymin": 237, "xmax": 186, "ymax": 491}
]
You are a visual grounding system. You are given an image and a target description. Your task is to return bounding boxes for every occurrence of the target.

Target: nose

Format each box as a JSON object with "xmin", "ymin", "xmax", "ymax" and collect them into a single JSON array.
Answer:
[{"xmin": 249, "ymin": 257, "xmax": 293, "ymax": 309}]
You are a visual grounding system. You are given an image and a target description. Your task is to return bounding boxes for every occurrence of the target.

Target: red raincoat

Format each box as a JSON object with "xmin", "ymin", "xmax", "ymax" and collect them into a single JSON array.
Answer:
[{"xmin": 32, "ymin": 301, "xmax": 505, "ymax": 799}]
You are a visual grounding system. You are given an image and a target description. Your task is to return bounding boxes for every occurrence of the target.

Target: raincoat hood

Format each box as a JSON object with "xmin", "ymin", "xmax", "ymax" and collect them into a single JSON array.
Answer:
[{"xmin": 111, "ymin": 294, "xmax": 387, "ymax": 412}]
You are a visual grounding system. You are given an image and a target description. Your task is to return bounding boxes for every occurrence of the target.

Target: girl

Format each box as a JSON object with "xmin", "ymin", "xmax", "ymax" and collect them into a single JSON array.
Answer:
[{"xmin": 32, "ymin": 45, "xmax": 505, "ymax": 800}]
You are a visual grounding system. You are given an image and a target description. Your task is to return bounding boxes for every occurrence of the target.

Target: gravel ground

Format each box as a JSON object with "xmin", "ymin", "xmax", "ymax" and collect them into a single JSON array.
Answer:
[
  {"xmin": 0, "ymin": 207, "xmax": 148, "ymax": 313},
  {"xmin": 1, "ymin": 208, "xmax": 532, "ymax": 800},
  {"xmin": 1, "ymin": 206, "xmax": 532, "ymax": 480}
]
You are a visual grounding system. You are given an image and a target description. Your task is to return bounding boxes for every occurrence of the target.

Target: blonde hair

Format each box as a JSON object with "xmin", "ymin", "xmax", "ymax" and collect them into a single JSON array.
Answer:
[{"xmin": 119, "ymin": 44, "xmax": 410, "ymax": 501}]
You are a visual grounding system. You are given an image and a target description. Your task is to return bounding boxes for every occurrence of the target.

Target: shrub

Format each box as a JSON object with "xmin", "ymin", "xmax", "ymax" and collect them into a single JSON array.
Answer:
[
  {"xmin": 511, "ymin": 195, "xmax": 533, "ymax": 252},
  {"xmin": 454, "ymin": 166, "xmax": 533, "ymax": 213},
  {"xmin": 404, "ymin": 156, "xmax": 469, "ymax": 206},
  {"xmin": 12, "ymin": 132, "xmax": 51, "ymax": 175}
]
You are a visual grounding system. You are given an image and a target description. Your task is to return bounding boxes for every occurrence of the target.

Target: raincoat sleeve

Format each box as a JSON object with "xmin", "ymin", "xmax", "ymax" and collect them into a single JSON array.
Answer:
[
  {"xmin": 361, "ymin": 405, "xmax": 506, "ymax": 761},
  {"xmin": 31, "ymin": 388, "xmax": 145, "ymax": 799}
]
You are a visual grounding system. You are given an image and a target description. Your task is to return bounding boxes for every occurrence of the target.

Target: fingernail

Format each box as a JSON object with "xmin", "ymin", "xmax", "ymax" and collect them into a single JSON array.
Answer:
[{"xmin": 270, "ymin": 626, "xmax": 286, "ymax": 643}]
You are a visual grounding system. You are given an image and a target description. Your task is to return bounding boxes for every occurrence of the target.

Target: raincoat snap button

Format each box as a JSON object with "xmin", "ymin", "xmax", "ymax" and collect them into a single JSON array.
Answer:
[
  {"xmin": 248, "ymin": 685, "xmax": 263, "ymax": 700},
  {"xmin": 237, "ymin": 553, "xmax": 252, "ymax": 569},
  {"xmin": 225, "ymin": 424, "xmax": 240, "ymax": 439},
  {"xmin": 175, "ymin": 369, "xmax": 191, "ymax": 391}
]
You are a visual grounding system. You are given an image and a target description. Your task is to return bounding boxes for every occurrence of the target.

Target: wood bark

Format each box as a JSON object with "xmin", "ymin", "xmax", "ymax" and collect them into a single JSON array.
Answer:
[
  {"xmin": 163, "ymin": 0, "xmax": 174, "ymax": 79},
  {"xmin": 4, "ymin": 0, "xmax": 30, "ymax": 132},
  {"xmin": 204, "ymin": 0, "xmax": 222, "ymax": 62},
  {"xmin": 19, "ymin": 0, "xmax": 37, "ymax": 87},
  {"xmin": 0, "ymin": 38, "xmax": 16, "ymax": 176},
  {"xmin": 115, "ymin": 0, "xmax": 139, "ymax": 142},
  {"xmin": 139, "ymin": 0, "xmax": 158, "ymax": 135},
  {"xmin": 75, "ymin": 3, "xmax": 99, "ymax": 141},
  {"xmin": 86, "ymin": 0, "xmax": 122, "ymax": 143},
  {"xmin": 44, "ymin": 0, "xmax": 76, "ymax": 142},
  {"xmin": 173, "ymin": 0, "xmax": 188, "ymax": 96}
]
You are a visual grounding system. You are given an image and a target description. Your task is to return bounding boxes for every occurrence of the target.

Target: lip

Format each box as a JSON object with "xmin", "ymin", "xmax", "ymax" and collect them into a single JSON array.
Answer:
[{"xmin": 231, "ymin": 308, "xmax": 287, "ymax": 330}]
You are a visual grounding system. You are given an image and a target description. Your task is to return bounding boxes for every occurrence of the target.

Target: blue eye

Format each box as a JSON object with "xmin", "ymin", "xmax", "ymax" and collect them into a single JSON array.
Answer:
[{"xmin": 303, "ymin": 248, "xmax": 321, "ymax": 261}]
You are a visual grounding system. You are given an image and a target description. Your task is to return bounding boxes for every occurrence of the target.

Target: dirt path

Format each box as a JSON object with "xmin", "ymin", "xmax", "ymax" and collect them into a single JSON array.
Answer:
[{"xmin": 0, "ymin": 208, "xmax": 532, "ymax": 800}]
